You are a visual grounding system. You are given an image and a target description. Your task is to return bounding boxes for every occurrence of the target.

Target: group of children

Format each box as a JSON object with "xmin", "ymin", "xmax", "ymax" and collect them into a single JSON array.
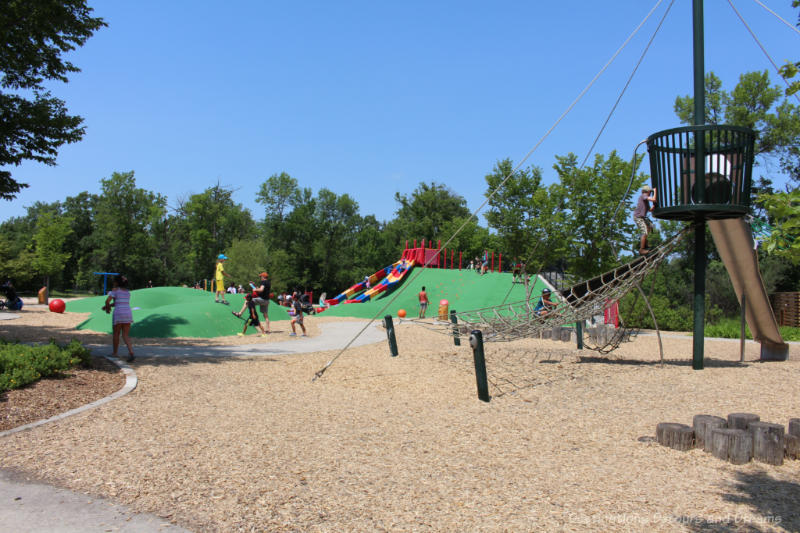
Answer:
[{"xmin": 212, "ymin": 255, "xmax": 309, "ymax": 338}]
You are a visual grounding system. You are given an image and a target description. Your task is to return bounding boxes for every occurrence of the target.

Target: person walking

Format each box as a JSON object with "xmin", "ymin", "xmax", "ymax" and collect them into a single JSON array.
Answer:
[
  {"xmin": 418, "ymin": 286, "xmax": 429, "ymax": 318},
  {"xmin": 214, "ymin": 254, "xmax": 232, "ymax": 304},
  {"xmin": 234, "ymin": 271, "xmax": 271, "ymax": 333},
  {"xmin": 237, "ymin": 293, "xmax": 268, "ymax": 337},
  {"xmin": 103, "ymin": 274, "xmax": 135, "ymax": 362}
]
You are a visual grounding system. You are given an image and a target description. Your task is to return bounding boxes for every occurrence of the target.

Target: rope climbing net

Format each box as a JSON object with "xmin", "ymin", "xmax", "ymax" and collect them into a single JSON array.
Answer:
[{"xmin": 409, "ymin": 226, "xmax": 691, "ymax": 343}]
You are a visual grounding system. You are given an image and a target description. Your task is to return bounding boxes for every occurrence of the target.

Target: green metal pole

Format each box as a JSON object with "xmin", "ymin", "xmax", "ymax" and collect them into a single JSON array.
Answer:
[
  {"xmin": 576, "ymin": 320, "xmax": 583, "ymax": 350},
  {"xmin": 692, "ymin": 0, "xmax": 706, "ymax": 370}
]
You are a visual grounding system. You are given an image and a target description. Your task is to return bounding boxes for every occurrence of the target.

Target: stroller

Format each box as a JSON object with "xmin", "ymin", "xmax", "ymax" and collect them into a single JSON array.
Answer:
[{"xmin": 0, "ymin": 281, "xmax": 23, "ymax": 311}]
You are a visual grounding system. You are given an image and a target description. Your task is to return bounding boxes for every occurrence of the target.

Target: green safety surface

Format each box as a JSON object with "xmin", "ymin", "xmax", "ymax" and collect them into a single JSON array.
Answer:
[
  {"xmin": 319, "ymin": 268, "xmax": 549, "ymax": 320},
  {"xmin": 65, "ymin": 270, "xmax": 550, "ymax": 338},
  {"xmin": 68, "ymin": 287, "xmax": 294, "ymax": 339}
]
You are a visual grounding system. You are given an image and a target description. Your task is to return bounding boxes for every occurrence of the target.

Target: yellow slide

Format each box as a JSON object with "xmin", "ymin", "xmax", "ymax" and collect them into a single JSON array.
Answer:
[{"xmin": 708, "ymin": 218, "xmax": 789, "ymax": 361}]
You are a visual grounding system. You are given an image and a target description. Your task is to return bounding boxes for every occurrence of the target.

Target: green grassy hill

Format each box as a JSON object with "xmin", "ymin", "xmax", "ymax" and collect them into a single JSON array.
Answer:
[{"xmin": 65, "ymin": 269, "xmax": 549, "ymax": 338}]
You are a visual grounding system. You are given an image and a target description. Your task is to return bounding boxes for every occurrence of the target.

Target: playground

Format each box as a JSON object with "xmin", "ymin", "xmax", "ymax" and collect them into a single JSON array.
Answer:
[{"xmin": 1, "ymin": 300, "xmax": 799, "ymax": 530}]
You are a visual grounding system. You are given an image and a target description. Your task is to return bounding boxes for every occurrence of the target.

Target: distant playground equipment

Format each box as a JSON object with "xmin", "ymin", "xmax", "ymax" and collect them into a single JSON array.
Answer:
[
  {"xmin": 93, "ymin": 272, "xmax": 120, "ymax": 295},
  {"xmin": 324, "ymin": 240, "xmax": 506, "ymax": 310},
  {"xmin": 49, "ymin": 299, "xmax": 66, "ymax": 313}
]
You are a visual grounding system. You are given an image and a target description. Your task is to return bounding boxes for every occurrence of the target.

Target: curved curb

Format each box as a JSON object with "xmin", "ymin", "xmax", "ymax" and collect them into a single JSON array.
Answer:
[{"xmin": 0, "ymin": 355, "xmax": 138, "ymax": 438}]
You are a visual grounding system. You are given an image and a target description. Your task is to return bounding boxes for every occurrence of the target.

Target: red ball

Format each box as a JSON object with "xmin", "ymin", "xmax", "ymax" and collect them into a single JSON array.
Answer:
[{"xmin": 49, "ymin": 299, "xmax": 66, "ymax": 313}]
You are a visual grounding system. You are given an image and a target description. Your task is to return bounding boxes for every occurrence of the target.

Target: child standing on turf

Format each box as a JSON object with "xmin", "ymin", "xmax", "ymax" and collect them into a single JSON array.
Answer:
[
  {"xmin": 215, "ymin": 254, "xmax": 232, "ymax": 304},
  {"xmin": 238, "ymin": 293, "xmax": 267, "ymax": 337},
  {"xmin": 418, "ymin": 286, "xmax": 429, "ymax": 318},
  {"xmin": 289, "ymin": 297, "xmax": 307, "ymax": 336}
]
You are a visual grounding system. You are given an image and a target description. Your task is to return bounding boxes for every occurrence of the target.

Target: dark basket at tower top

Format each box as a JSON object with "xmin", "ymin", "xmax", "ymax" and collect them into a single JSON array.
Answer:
[{"xmin": 646, "ymin": 125, "xmax": 755, "ymax": 221}]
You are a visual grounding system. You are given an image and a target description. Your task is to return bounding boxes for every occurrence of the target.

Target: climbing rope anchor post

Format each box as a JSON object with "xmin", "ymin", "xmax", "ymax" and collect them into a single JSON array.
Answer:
[
  {"xmin": 384, "ymin": 315, "xmax": 399, "ymax": 357},
  {"xmin": 469, "ymin": 330, "xmax": 490, "ymax": 402}
]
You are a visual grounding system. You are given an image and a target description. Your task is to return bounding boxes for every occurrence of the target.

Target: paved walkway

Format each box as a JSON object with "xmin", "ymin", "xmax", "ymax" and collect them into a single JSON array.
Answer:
[{"xmin": 0, "ymin": 320, "xmax": 386, "ymax": 532}]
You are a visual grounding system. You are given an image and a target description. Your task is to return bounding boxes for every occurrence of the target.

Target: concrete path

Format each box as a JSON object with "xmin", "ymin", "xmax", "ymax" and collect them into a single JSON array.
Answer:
[{"xmin": 0, "ymin": 319, "xmax": 386, "ymax": 532}]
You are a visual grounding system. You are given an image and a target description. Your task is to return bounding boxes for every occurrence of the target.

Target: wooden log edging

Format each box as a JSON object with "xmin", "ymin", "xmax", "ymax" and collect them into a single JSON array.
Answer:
[
  {"xmin": 693, "ymin": 414, "xmax": 727, "ymax": 452},
  {"xmin": 655, "ymin": 412, "xmax": 799, "ymax": 465},
  {"xmin": 656, "ymin": 423, "xmax": 694, "ymax": 451}
]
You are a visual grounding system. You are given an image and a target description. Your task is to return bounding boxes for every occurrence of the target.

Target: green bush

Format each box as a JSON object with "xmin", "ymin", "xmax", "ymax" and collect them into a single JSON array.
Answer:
[
  {"xmin": 0, "ymin": 339, "xmax": 91, "ymax": 393},
  {"xmin": 703, "ymin": 318, "xmax": 800, "ymax": 342}
]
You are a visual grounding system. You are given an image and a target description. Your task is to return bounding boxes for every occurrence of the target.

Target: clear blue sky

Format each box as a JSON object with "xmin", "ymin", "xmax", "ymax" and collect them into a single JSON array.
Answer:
[{"xmin": 4, "ymin": 0, "xmax": 798, "ymax": 224}]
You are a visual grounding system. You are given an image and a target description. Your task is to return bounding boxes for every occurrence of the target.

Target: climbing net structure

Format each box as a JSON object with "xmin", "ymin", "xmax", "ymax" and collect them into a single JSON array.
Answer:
[{"xmin": 411, "ymin": 226, "xmax": 691, "ymax": 343}]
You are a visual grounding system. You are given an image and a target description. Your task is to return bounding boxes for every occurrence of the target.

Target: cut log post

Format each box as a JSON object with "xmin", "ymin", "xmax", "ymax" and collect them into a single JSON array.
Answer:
[
  {"xmin": 786, "ymin": 434, "xmax": 800, "ymax": 460},
  {"xmin": 727, "ymin": 412, "xmax": 760, "ymax": 430},
  {"xmin": 560, "ymin": 328, "xmax": 571, "ymax": 342},
  {"xmin": 749, "ymin": 422, "xmax": 785, "ymax": 466},
  {"xmin": 789, "ymin": 418, "xmax": 800, "ymax": 437},
  {"xmin": 552, "ymin": 326, "xmax": 563, "ymax": 341},
  {"xmin": 711, "ymin": 428, "xmax": 753, "ymax": 465},
  {"xmin": 693, "ymin": 414, "xmax": 727, "ymax": 452},
  {"xmin": 542, "ymin": 329, "xmax": 552, "ymax": 340},
  {"xmin": 656, "ymin": 423, "xmax": 694, "ymax": 451}
]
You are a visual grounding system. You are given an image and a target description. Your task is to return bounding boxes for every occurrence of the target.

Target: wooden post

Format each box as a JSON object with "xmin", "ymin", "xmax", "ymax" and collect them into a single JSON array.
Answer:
[
  {"xmin": 693, "ymin": 414, "xmax": 727, "ymax": 452},
  {"xmin": 469, "ymin": 330, "xmax": 490, "ymax": 402},
  {"xmin": 656, "ymin": 423, "xmax": 695, "ymax": 451},
  {"xmin": 498, "ymin": 253, "xmax": 502, "ymax": 273},
  {"xmin": 384, "ymin": 315, "xmax": 399, "ymax": 357},
  {"xmin": 749, "ymin": 421, "xmax": 784, "ymax": 465},
  {"xmin": 711, "ymin": 428, "xmax": 753, "ymax": 464},
  {"xmin": 459, "ymin": 251, "xmax": 462, "ymax": 270},
  {"xmin": 787, "ymin": 419, "xmax": 800, "ymax": 459},
  {"xmin": 728, "ymin": 412, "xmax": 760, "ymax": 430}
]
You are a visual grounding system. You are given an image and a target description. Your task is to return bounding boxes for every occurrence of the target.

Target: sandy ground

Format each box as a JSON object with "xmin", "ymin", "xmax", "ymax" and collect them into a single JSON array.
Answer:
[{"xmin": 1, "ymin": 308, "xmax": 799, "ymax": 531}]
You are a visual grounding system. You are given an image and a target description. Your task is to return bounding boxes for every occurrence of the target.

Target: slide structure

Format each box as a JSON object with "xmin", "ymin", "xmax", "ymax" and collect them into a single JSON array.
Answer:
[
  {"xmin": 326, "ymin": 258, "xmax": 415, "ymax": 306},
  {"xmin": 707, "ymin": 218, "xmax": 789, "ymax": 361}
]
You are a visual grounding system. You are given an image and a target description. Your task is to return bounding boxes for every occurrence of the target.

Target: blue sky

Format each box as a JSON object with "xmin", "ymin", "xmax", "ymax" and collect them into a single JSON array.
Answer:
[{"xmin": 4, "ymin": 0, "xmax": 799, "ymax": 224}]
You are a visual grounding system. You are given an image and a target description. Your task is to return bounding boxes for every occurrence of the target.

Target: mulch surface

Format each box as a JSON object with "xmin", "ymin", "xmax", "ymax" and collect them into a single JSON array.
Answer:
[{"xmin": 0, "ymin": 355, "xmax": 124, "ymax": 432}]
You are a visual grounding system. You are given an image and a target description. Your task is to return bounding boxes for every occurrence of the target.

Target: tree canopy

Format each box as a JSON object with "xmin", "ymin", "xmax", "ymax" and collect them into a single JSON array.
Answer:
[{"xmin": 0, "ymin": 0, "xmax": 106, "ymax": 199}]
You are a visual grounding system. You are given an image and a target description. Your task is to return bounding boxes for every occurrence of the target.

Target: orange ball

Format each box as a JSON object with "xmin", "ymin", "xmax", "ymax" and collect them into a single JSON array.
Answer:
[{"xmin": 397, "ymin": 309, "xmax": 407, "ymax": 318}]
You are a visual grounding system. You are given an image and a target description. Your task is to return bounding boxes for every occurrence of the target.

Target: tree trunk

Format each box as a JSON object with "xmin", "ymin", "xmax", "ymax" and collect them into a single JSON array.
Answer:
[
  {"xmin": 727, "ymin": 412, "xmax": 760, "ymax": 430},
  {"xmin": 711, "ymin": 428, "xmax": 752, "ymax": 465},
  {"xmin": 656, "ymin": 423, "xmax": 694, "ymax": 451},
  {"xmin": 693, "ymin": 414, "xmax": 727, "ymax": 452},
  {"xmin": 749, "ymin": 421, "xmax": 784, "ymax": 466}
]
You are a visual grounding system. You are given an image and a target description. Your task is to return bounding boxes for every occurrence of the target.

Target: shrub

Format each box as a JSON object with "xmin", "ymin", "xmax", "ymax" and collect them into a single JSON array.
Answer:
[{"xmin": 0, "ymin": 339, "xmax": 92, "ymax": 393}]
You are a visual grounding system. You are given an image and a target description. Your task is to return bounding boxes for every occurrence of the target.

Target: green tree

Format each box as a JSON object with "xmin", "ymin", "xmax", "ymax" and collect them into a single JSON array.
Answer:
[
  {"xmin": 777, "ymin": 1, "xmax": 800, "ymax": 97},
  {"xmin": 32, "ymin": 212, "xmax": 73, "ymax": 299},
  {"xmin": 179, "ymin": 183, "xmax": 256, "ymax": 281},
  {"xmin": 758, "ymin": 188, "xmax": 800, "ymax": 265},
  {"xmin": 91, "ymin": 171, "xmax": 166, "ymax": 287},
  {"xmin": 0, "ymin": 0, "xmax": 106, "ymax": 199},
  {"xmin": 391, "ymin": 182, "xmax": 471, "ymax": 242},
  {"xmin": 484, "ymin": 159, "xmax": 548, "ymax": 261},
  {"xmin": 674, "ymin": 71, "xmax": 800, "ymax": 183}
]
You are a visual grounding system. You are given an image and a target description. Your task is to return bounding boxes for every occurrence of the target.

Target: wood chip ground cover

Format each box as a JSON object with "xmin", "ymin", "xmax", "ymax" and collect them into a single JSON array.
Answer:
[{"xmin": 1, "ymin": 311, "xmax": 799, "ymax": 532}]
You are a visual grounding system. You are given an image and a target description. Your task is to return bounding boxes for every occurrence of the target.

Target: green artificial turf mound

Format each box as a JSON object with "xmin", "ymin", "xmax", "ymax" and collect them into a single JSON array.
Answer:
[
  {"xmin": 66, "ymin": 271, "xmax": 551, "ymax": 338},
  {"xmin": 319, "ymin": 268, "xmax": 550, "ymax": 320},
  {"xmin": 69, "ymin": 287, "xmax": 294, "ymax": 338}
]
